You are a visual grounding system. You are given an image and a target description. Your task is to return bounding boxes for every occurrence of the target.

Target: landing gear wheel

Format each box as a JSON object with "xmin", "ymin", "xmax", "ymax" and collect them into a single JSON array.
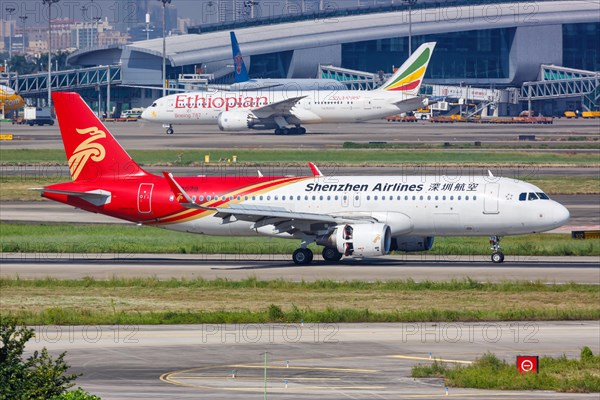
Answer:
[
  {"xmin": 166, "ymin": 127, "xmax": 174, "ymax": 135},
  {"xmin": 292, "ymin": 248, "xmax": 313, "ymax": 265},
  {"xmin": 491, "ymin": 252, "xmax": 505, "ymax": 263},
  {"xmin": 322, "ymin": 247, "xmax": 343, "ymax": 263},
  {"xmin": 299, "ymin": 127, "xmax": 306, "ymax": 134}
]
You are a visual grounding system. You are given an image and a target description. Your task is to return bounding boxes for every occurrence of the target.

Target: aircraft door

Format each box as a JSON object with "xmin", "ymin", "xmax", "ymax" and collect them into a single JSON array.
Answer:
[
  {"xmin": 138, "ymin": 183, "xmax": 154, "ymax": 213},
  {"xmin": 483, "ymin": 183, "xmax": 499, "ymax": 214}
]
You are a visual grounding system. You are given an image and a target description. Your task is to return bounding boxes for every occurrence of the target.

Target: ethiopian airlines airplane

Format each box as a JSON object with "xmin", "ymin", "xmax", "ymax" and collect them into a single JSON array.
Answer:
[
  {"xmin": 141, "ymin": 42, "xmax": 437, "ymax": 135},
  {"xmin": 40, "ymin": 92, "xmax": 570, "ymax": 264}
]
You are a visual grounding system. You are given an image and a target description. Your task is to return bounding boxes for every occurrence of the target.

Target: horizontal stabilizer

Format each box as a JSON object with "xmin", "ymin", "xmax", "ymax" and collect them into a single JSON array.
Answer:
[{"xmin": 34, "ymin": 188, "xmax": 112, "ymax": 206}]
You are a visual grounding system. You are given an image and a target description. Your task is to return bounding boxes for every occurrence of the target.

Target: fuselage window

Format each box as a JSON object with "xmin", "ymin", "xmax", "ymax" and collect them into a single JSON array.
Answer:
[
  {"xmin": 260, "ymin": 196, "xmax": 263, "ymax": 201},
  {"xmin": 192, "ymin": 196, "xmax": 196, "ymax": 202},
  {"xmin": 297, "ymin": 195, "xmax": 301, "ymax": 201},
  {"xmin": 312, "ymin": 196, "xmax": 316, "ymax": 201},
  {"xmin": 473, "ymin": 195, "xmax": 477, "ymax": 200},
  {"xmin": 442, "ymin": 196, "xmax": 446, "ymax": 201},
  {"xmin": 419, "ymin": 196, "xmax": 423, "ymax": 201},
  {"xmin": 222, "ymin": 196, "xmax": 226, "ymax": 201},
  {"xmin": 334, "ymin": 195, "xmax": 338, "ymax": 201},
  {"xmin": 382, "ymin": 196, "xmax": 386, "ymax": 200},
  {"xmin": 207, "ymin": 195, "xmax": 212, "ymax": 201},
  {"xmin": 252, "ymin": 196, "xmax": 256, "ymax": 201},
  {"xmin": 319, "ymin": 195, "xmax": 323, "ymax": 200},
  {"xmin": 327, "ymin": 195, "xmax": 331, "ymax": 201},
  {"xmin": 305, "ymin": 195, "xmax": 309, "ymax": 201},
  {"xmin": 466, "ymin": 196, "xmax": 469, "ymax": 200},
  {"xmin": 267, "ymin": 196, "xmax": 271, "ymax": 201},
  {"xmin": 412, "ymin": 195, "xmax": 416, "ymax": 200},
  {"xmin": 274, "ymin": 195, "xmax": 278, "ymax": 200},
  {"xmin": 435, "ymin": 196, "xmax": 439, "ymax": 201},
  {"xmin": 427, "ymin": 195, "xmax": 431, "ymax": 201},
  {"xmin": 229, "ymin": 196, "xmax": 233, "ymax": 200},
  {"xmin": 282, "ymin": 195, "xmax": 286, "ymax": 201},
  {"xmin": 458, "ymin": 196, "xmax": 461, "ymax": 200},
  {"xmin": 374, "ymin": 196, "xmax": 378, "ymax": 201},
  {"xmin": 450, "ymin": 196, "xmax": 453, "ymax": 200},
  {"xmin": 244, "ymin": 196, "xmax": 248, "ymax": 201},
  {"xmin": 367, "ymin": 195, "xmax": 371, "ymax": 200}
]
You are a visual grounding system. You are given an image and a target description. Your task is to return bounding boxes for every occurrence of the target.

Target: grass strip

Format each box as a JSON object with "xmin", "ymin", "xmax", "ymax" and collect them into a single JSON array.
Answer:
[
  {"xmin": 412, "ymin": 349, "xmax": 600, "ymax": 393},
  {"xmin": 1, "ymin": 278, "xmax": 599, "ymax": 325},
  {"xmin": 1, "ymin": 148, "xmax": 599, "ymax": 166},
  {"xmin": 2, "ymin": 223, "xmax": 598, "ymax": 256},
  {"xmin": 1, "ymin": 176, "xmax": 598, "ymax": 201}
]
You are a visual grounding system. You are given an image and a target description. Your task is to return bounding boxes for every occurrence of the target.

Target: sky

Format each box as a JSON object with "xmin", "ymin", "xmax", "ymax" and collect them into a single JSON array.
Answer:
[{"xmin": 2, "ymin": 0, "xmax": 397, "ymax": 28}]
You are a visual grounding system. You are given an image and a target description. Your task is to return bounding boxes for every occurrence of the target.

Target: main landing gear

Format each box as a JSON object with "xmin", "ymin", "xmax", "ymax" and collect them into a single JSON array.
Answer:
[
  {"xmin": 292, "ymin": 246, "xmax": 344, "ymax": 265},
  {"xmin": 489, "ymin": 235, "xmax": 505, "ymax": 263},
  {"xmin": 322, "ymin": 247, "xmax": 343, "ymax": 263},
  {"xmin": 292, "ymin": 248, "xmax": 313, "ymax": 265},
  {"xmin": 274, "ymin": 126, "xmax": 306, "ymax": 135}
]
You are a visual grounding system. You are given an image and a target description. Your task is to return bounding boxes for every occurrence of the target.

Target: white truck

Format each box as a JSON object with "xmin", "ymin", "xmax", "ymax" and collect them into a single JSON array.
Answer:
[{"xmin": 24, "ymin": 107, "xmax": 55, "ymax": 126}]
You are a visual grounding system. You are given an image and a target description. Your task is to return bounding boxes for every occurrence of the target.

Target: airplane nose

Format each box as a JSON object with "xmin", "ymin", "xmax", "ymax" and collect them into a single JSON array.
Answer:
[
  {"xmin": 553, "ymin": 203, "xmax": 570, "ymax": 226},
  {"xmin": 140, "ymin": 109, "xmax": 148, "ymax": 120}
]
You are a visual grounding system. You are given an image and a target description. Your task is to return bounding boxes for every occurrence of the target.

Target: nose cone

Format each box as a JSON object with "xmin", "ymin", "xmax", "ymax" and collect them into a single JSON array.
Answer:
[
  {"xmin": 140, "ymin": 108, "xmax": 150, "ymax": 120},
  {"xmin": 553, "ymin": 203, "xmax": 570, "ymax": 227}
]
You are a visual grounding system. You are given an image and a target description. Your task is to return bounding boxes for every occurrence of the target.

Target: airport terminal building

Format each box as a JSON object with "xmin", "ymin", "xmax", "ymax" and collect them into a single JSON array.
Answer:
[
  {"xmin": 12, "ymin": 0, "xmax": 596, "ymax": 115},
  {"xmin": 68, "ymin": 1, "xmax": 598, "ymax": 85}
]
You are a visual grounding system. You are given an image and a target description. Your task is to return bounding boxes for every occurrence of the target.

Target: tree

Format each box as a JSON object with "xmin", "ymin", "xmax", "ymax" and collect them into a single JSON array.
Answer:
[{"xmin": 0, "ymin": 318, "xmax": 81, "ymax": 400}]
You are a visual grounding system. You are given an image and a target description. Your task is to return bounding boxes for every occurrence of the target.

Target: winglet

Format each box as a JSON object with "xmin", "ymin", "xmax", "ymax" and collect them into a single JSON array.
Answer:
[{"xmin": 308, "ymin": 162, "xmax": 323, "ymax": 177}]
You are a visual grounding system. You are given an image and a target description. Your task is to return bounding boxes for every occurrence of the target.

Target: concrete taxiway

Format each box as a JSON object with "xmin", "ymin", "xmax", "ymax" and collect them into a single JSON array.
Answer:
[
  {"xmin": 30, "ymin": 321, "xmax": 600, "ymax": 399},
  {"xmin": 2, "ymin": 253, "xmax": 599, "ymax": 283}
]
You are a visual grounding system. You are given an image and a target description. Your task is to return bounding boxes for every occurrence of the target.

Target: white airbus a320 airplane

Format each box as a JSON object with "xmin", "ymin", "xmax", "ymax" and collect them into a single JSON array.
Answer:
[
  {"xmin": 42, "ymin": 92, "xmax": 570, "ymax": 265},
  {"xmin": 141, "ymin": 42, "xmax": 436, "ymax": 135}
]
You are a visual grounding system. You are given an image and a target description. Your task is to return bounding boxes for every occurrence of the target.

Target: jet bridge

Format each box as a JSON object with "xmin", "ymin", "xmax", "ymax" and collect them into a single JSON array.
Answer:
[{"xmin": 520, "ymin": 65, "xmax": 600, "ymax": 112}]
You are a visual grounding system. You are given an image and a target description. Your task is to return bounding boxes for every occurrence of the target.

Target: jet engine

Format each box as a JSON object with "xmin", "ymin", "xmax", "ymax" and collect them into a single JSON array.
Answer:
[
  {"xmin": 217, "ymin": 111, "xmax": 253, "ymax": 131},
  {"xmin": 318, "ymin": 223, "xmax": 392, "ymax": 258},
  {"xmin": 390, "ymin": 236, "xmax": 435, "ymax": 252}
]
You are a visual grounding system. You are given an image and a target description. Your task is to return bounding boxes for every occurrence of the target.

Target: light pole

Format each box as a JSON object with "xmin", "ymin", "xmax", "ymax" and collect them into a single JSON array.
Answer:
[
  {"xmin": 43, "ymin": 0, "xmax": 60, "ymax": 108},
  {"xmin": 403, "ymin": 0, "xmax": 417, "ymax": 56},
  {"xmin": 158, "ymin": 0, "xmax": 172, "ymax": 97},
  {"xmin": 5, "ymin": 7, "xmax": 16, "ymax": 62},
  {"xmin": 19, "ymin": 15, "xmax": 28, "ymax": 55},
  {"xmin": 93, "ymin": 16, "xmax": 102, "ymax": 48}
]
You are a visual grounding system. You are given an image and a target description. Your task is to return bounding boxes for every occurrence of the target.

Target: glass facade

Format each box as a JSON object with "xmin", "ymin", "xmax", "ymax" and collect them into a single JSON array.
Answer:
[
  {"xmin": 342, "ymin": 28, "xmax": 514, "ymax": 80},
  {"xmin": 563, "ymin": 23, "xmax": 600, "ymax": 72},
  {"xmin": 249, "ymin": 50, "xmax": 293, "ymax": 79}
]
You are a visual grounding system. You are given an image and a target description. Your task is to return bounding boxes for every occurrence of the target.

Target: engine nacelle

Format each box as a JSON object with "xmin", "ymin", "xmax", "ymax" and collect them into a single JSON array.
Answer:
[
  {"xmin": 217, "ymin": 111, "xmax": 253, "ymax": 131},
  {"xmin": 391, "ymin": 236, "xmax": 435, "ymax": 252},
  {"xmin": 319, "ymin": 223, "xmax": 392, "ymax": 258}
]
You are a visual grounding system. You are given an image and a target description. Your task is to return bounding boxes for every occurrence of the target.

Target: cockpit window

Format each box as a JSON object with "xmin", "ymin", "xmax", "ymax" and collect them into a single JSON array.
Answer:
[
  {"xmin": 537, "ymin": 192, "xmax": 550, "ymax": 200},
  {"xmin": 528, "ymin": 192, "xmax": 539, "ymax": 200},
  {"xmin": 519, "ymin": 193, "xmax": 527, "ymax": 201},
  {"xmin": 151, "ymin": 103, "xmax": 157, "ymax": 107}
]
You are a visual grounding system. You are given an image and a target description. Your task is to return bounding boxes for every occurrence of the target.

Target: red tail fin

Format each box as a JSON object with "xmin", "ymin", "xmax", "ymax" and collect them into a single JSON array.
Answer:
[{"xmin": 52, "ymin": 92, "xmax": 148, "ymax": 181}]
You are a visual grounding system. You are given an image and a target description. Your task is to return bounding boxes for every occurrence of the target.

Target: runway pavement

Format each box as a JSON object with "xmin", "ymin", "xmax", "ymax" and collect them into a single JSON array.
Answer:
[
  {"xmin": 1, "ymin": 118, "xmax": 599, "ymax": 150},
  {"xmin": 30, "ymin": 321, "xmax": 600, "ymax": 399},
  {"xmin": 2, "ymin": 253, "xmax": 599, "ymax": 283}
]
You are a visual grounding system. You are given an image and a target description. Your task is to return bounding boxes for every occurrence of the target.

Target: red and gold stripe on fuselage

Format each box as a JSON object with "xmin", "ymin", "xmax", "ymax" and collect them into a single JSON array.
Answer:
[{"xmin": 145, "ymin": 176, "xmax": 310, "ymax": 226}]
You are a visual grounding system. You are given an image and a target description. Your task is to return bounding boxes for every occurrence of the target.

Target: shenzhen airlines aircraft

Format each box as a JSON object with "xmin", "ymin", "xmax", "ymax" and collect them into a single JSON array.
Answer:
[
  {"xmin": 141, "ymin": 42, "xmax": 437, "ymax": 135},
  {"xmin": 0, "ymin": 85, "xmax": 25, "ymax": 115},
  {"xmin": 40, "ymin": 92, "xmax": 570, "ymax": 265}
]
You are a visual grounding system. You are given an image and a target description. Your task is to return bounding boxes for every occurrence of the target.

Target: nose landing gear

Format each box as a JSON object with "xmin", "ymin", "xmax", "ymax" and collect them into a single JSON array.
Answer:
[
  {"xmin": 163, "ymin": 124, "xmax": 174, "ymax": 135},
  {"xmin": 489, "ymin": 235, "xmax": 504, "ymax": 263}
]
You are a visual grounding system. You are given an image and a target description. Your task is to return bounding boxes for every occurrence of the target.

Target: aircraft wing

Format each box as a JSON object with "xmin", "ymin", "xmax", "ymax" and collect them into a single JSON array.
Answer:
[
  {"xmin": 163, "ymin": 172, "xmax": 375, "ymax": 234},
  {"xmin": 251, "ymin": 96, "xmax": 306, "ymax": 118}
]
